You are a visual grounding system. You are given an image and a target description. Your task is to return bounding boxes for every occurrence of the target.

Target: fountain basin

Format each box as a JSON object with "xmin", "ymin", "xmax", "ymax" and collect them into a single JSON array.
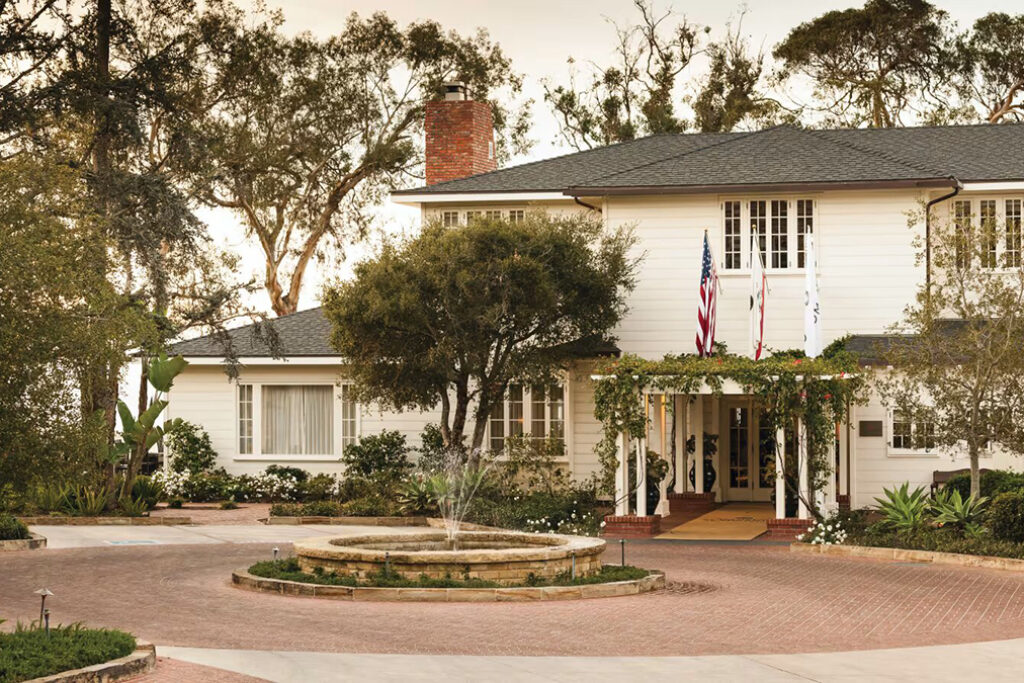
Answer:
[{"xmin": 293, "ymin": 530, "xmax": 605, "ymax": 585}]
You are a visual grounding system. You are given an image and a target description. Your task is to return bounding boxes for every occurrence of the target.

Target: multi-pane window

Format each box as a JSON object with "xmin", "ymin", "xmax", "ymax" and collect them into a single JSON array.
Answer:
[
  {"xmin": 441, "ymin": 211, "xmax": 459, "ymax": 227},
  {"xmin": 484, "ymin": 210, "xmax": 502, "ymax": 220},
  {"xmin": 980, "ymin": 199, "xmax": 998, "ymax": 269},
  {"xmin": 261, "ymin": 385, "xmax": 333, "ymax": 455},
  {"xmin": 1006, "ymin": 200, "xmax": 1022, "ymax": 268},
  {"xmin": 770, "ymin": 200, "xmax": 788, "ymax": 268},
  {"xmin": 749, "ymin": 200, "xmax": 767, "ymax": 265},
  {"xmin": 951, "ymin": 198, "xmax": 1024, "ymax": 270},
  {"xmin": 508, "ymin": 209, "xmax": 525, "ymax": 223},
  {"xmin": 465, "ymin": 210, "xmax": 482, "ymax": 223},
  {"xmin": 723, "ymin": 199, "xmax": 813, "ymax": 270},
  {"xmin": 339, "ymin": 384, "xmax": 358, "ymax": 452},
  {"xmin": 724, "ymin": 201, "xmax": 741, "ymax": 269},
  {"xmin": 891, "ymin": 411, "xmax": 935, "ymax": 452},
  {"xmin": 489, "ymin": 383, "xmax": 565, "ymax": 452},
  {"xmin": 238, "ymin": 384, "xmax": 253, "ymax": 455},
  {"xmin": 796, "ymin": 199, "xmax": 814, "ymax": 268}
]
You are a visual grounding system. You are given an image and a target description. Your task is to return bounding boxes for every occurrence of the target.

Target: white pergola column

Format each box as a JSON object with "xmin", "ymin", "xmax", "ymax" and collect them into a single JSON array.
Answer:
[
  {"xmin": 693, "ymin": 395, "xmax": 704, "ymax": 494},
  {"xmin": 775, "ymin": 427, "xmax": 786, "ymax": 520},
  {"xmin": 615, "ymin": 431, "xmax": 629, "ymax": 516},
  {"xmin": 652, "ymin": 394, "xmax": 670, "ymax": 516},
  {"xmin": 674, "ymin": 395, "xmax": 686, "ymax": 493},
  {"xmin": 798, "ymin": 417, "xmax": 810, "ymax": 519}
]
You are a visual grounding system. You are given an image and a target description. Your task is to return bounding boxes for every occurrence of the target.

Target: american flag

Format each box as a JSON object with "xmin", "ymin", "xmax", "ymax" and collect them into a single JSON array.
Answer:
[{"xmin": 696, "ymin": 230, "xmax": 718, "ymax": 357}]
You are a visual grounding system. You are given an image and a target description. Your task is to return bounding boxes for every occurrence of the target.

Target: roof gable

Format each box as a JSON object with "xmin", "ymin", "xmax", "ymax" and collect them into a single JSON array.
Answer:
[{"xmin": 167, "ymin": 307, "xmax": 339, "ymax": 358}]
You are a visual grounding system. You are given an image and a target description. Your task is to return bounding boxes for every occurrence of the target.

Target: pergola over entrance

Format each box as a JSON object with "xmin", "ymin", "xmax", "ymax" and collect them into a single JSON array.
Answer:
[{"xmin": 590, "ymin": 352, "xmax": 863, "ymax": 525}]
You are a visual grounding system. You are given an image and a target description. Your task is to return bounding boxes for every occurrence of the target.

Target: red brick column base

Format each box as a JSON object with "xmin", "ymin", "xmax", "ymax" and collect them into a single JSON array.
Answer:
[
  {"xmin": 837, "ymin": 494, "xmax": 851, "ymax": 511},
  {"xmin": 667, "ymin": 492, "xmax": 716, "ymax": 514},
  {"xmin": 602, "ymin": 515, "xmax": 662, "ymax": 538},
  {"xmin": 765, "ymin": 518, "xmax": 813, "ymax": 540}
]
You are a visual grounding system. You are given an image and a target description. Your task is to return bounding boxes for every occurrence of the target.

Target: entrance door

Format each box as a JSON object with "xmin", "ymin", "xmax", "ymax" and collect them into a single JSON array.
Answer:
[
  {"xmin": 724, "ymin": 400, "xmax": 775, "ymax": 502},
  {"xmin": 726, "ymin": 404, "xmax": 752, "ymax": 501}
]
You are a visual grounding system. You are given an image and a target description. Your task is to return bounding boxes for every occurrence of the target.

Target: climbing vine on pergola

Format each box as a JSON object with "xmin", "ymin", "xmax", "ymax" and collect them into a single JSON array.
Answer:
[{"xmin": 591, "ymin": 342, "xmax": 867, "ymax": 517}]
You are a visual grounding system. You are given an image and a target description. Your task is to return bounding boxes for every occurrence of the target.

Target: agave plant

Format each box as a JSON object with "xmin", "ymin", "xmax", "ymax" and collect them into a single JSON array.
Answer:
[
  {"xmin": 930, "ymin": 488, "xmax": 988, "ymax": 537},
  {"xmin": 874, "ymin": 483, "xmax": 929, "ymax": 534}
]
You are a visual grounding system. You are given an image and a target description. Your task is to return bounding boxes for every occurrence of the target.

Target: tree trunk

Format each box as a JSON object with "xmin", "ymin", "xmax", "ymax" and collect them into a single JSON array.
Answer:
[{"xmin": 969, "ymin": 442, "xmax": 981, "ymax": 500}]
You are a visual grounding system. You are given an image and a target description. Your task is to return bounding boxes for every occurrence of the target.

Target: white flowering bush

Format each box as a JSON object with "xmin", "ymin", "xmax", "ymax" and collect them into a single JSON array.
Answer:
[
  {"xmin": 796, "ymin": 516, "xmax": 848, "ymax": 546},
  {"xmin": 152, "ymin": 469, "xmax": 190, "ymax": 498}
]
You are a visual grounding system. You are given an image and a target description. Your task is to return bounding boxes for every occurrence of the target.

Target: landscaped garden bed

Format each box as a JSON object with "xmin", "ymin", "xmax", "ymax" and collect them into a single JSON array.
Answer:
[
  {"xmin": 0, "ymin": 514, "xmax": 44, "ymax": 551},
  {"xmin": 796, "ymin": 471, "xmax": 1024, "ymax": 569},
  {"xmin": 233, "ymin": 557, "xmax": 662, "ymax": 601},
  {"xmin": 0, "ymin": 624, "xmax": 152, "ymax": 683}
]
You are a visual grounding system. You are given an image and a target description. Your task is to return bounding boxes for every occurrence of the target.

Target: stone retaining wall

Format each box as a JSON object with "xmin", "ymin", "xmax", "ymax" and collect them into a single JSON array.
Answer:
[
  {"xmin": 26, "ymin": 641, "xmax": 155, "ymax": 682},
  {"xmin": 18, "ymin": 516, "xmax": 190, "ymax": 526},
  {"xmin": 0, "ymin": 532, "xmax": 46, "ymax": 552},
  {"xmin": 792, "ymin": 542, "xmax": 1024, "ymax": 572},
  {"xmin": 232, "ymin": 569, "xmax": 664, "ymax": 602}
]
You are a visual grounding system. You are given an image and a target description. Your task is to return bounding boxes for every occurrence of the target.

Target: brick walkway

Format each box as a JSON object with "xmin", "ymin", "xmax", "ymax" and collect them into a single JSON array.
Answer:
[
  {"xmin": 4, "ymin": 540, "xmax": 1024, "ymax": 656},
  {"xmin": 149, "ymin": 503, "xmax": 271, "ymax": 525}
]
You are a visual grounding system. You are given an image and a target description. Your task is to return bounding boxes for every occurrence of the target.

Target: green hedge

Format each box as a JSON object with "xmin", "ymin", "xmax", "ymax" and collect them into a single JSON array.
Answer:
[
  {"xmin": 943, "ymin": 470, "xmax": 1024, "ymax": 500},
  {"xmin": 989, "ymin": 491, "xmax": 1024, "ymax": 543},
  {"xmin": 0, "ymin": 513, "xmax": 29, "ymax": 540},
  {"xmin": 849, "ymin": 527, "xmax": 1024, "ymax": 560},
  {"xmin": 0, "ymin": 624, "xmax": 135, "ymax": 683}
]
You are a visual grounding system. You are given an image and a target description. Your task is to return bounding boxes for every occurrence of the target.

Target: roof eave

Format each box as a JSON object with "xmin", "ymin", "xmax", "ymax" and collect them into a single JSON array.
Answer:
[{"xmin": 563, "ymin": 178, "xmax": 958, "ymax": 197}]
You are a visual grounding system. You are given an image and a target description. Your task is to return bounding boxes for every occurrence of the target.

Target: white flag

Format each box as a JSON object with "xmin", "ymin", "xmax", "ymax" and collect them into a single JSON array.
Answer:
[
  {"xmin": 804, "ymin": 233, "xmax": 822, "ymax": 358},
  {"xmin": 749, "ymin": 228, "xmax": 766, "ymax": 360}
]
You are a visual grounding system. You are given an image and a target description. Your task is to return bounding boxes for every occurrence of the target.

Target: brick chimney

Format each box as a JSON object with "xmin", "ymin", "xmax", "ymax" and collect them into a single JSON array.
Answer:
[{"xmin": 425, "ymin": 82, "xmax": 496, "ymax": 186}]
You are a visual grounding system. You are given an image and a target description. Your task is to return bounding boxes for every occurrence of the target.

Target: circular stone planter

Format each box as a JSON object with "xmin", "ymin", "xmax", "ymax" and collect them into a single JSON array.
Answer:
[
  {"xmin": 232, "ymin": 568, "xmax": 664, "ymax": 602},
  {"xmin": 294, "ymin": 530, "xmax": 606, "ymax": 586},
  {"xmin": 0, "ymin": 532, "xmax": 46, "ymax": 552}
]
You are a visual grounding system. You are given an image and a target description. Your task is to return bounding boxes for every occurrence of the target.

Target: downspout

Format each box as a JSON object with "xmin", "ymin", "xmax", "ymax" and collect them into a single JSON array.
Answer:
[
  {"xmin": 574, "ymin": 197, "xmax": 600, "ymax": 212},
  {"xmin": 925, "ymin": 176, "xmax": 963, "ymax": 300}
]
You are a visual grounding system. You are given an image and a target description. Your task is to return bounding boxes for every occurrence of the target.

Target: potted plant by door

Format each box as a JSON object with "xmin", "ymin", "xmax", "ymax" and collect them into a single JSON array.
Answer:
[
  {"xmin": 686, "ymin": 434, "xmax": 718, "ymax": 492},
  {"xmin": 646, "ymin": 450, "xmax": 670, "ymax": 513}
]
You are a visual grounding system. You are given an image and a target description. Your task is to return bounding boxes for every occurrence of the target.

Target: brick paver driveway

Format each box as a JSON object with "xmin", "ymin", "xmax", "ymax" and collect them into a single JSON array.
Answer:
[{"xmin": 4, "ymin": 540, "xmax": 1024, "ymax": 656}]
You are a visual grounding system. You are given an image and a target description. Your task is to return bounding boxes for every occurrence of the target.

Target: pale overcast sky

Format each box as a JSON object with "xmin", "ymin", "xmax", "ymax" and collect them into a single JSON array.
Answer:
[{"xmin": 204, "ymin": 0, "xmax": 1024, "ymax": 317}]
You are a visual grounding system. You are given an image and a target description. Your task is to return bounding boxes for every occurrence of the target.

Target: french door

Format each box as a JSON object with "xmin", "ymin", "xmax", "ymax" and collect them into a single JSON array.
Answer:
[{"xmin": 724, "ymin": 400, "xmax": 774, "ymax": 502}]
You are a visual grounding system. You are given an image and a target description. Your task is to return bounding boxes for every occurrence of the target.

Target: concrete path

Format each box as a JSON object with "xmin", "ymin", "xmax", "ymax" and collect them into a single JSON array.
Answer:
[
  {"xmin": 30, "ymin": 524, "xmax": 423, "ymax": 549},
  {"xmin": 158, "ymin": 638, "xmax": 1024, "ymax": 682}
]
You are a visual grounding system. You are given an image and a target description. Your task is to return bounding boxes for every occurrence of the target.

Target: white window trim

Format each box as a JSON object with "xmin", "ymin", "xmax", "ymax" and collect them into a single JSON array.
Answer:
[
  {"xmin": 885, "ymin": 408, "xmax": 938, "ymax": 458},
  {"xmin": 433, "ymin": 207, "xmax": 528, "ymax": 226},
  {"xmin": 949, "ymin": 195, "xmax": 1024, "ymax": 272},
  {"xmin": 486, "ymin": 379, "xmax": 571, "ymax": 457},
  {"xmin": 718, "ymin": 197, "xmax": 818, "ymax": 275},
  {"xmin": 233, "ymin": 380, "xmax": 359, "ymax": 462}
]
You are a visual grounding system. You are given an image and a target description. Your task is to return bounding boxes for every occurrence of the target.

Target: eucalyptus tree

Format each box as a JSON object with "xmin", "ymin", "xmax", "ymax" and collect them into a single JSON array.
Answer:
[
  {"xmin": 954, "ymin": 13, "xmax": 1024, "ymax": 123},
  {"xmin": 193, "ymin": 6, "xmax": 529, "ymax": 316},
  {"xmin": 773, "ymin": 0, "xmax": 956, "ymax": 128}
]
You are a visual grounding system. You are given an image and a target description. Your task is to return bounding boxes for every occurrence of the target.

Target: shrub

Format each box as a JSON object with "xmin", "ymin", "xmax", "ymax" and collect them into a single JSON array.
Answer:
[
  {"xmin": 851, "ymin": 527, "xmax": 1024, "ymax": 560},
  {"xmin": 0, "ymin": 623, "xmax": 135, "ymax": 683},
  {"xmin": 334, "ymin": 476, "xmax": 375, "ymax": 502},
  {"xmin": 467, "ymin": 487, "xmax": 603, "ymax": 536},
  {"xmin": 341, "ymin": 430, "xmax": 412, "ymax": 480},
  {"xmin": 397, "ymin": 474, "xmax": 437, "ymax": 515},
  {"xmin": 0, "ymin": 513, "xmax": 30, "ymax": 540},
  {"xmin": 873, "ymin": 483, "xmax": 928, "ymax": 534},
  {"xmin": 930, "ymin": 489, "xmax": 988, "ymax": 537},
  {"xmin": 297, "ymin": 473, "xmax": 338, "ymax": 502},
  {"xmin": 416, "ymin": 423, "xmax": 448, "ymax": 473},
  {"xmin": 29, "ymin": 482, "xmax": 68, "ymax": 513},
  {"xmin": 61, "ymin": 486, "xmax": 109, "ymax": 517},
  {"xmin": 116, "ymin": 496, "xmax": 149, "ymax": 517},
  {"xmin": 797, "ymin": 515, "xmax": 849, "ymax": 545},
  {"xmin": 988, "ymin": 491, "xmax": 1024, "ymax": 543},
  {"xmin": 264, "ymin": 464, "xmax": 308, "ymax": 482},
  {"xmin": 497, "ymin": 436, "xmax": 571, "ymax": 494},
  {"xmin": 165, "ymin": 420, "xmax": 218, "ymax": 475},
  {"xmin": 180, "ymin": 471, "xmax": 229, "ymax": 503},
  {"xmin": 167, "ymin": 498, "xmax": 184, "ymax": 509},
  {"xmin": 944, "ymin": 469, "xmax": 1024, "ymax": 500},
  {"xmin": 340, "ymin": 494, "xmax": 398, "ymax": 517},
  {"xmin": 270, "ymin": 500, "xmax": 344, "ymax": 517},
  {"xmin": 129, "ymin": 475, "xmax": 163, "ymax": 510}
]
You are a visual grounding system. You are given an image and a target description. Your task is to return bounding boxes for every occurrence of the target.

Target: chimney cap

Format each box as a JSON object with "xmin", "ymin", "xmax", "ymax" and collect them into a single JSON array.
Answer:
[{"xmin": 443, "ymin": 82, "xmax": 468, "ymax": 101}]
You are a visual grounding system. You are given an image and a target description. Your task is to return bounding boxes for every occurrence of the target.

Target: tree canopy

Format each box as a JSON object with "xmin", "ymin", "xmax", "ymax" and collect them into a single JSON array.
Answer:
[
  {"xmin": 322, "ymin": 213, "xmax": 638, "ymax": 453},
  {"xmin": 194, "ymin": 5, "xmax": 531, "ymax": 316},
  {"xmin": 954, "ymin": 12, "xmax": 1024, "ymax": 123}
]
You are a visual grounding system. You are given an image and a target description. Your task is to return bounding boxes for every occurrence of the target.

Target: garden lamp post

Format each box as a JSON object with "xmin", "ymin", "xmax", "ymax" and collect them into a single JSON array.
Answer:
[{"xmin": 34, "ymin": 588, "xmax": 53, "ymax": 624}]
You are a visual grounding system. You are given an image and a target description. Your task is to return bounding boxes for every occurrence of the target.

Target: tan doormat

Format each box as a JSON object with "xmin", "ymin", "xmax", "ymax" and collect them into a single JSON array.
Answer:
[{"xmin": 657, "ymin": 503, "xmax": 774, "ymax": 541}]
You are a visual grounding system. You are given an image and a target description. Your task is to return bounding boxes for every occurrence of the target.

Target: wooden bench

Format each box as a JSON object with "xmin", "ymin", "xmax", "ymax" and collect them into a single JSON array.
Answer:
[{"xmin": 932, "ymin": 468, "xmax": 991, "ymax": 494}]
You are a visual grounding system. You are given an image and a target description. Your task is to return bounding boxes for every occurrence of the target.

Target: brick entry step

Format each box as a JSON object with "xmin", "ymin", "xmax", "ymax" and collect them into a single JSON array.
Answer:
[
  {"xmin": 765, "ymin": 518, "xmax": 813, "ymax": 540},
  {"xmin": 602, "ymin": 515, "xmax": 661, "ymax": 538},
  {"xmin": 667, "ymin": 492, "xmax": 717, "ymax": 515}
]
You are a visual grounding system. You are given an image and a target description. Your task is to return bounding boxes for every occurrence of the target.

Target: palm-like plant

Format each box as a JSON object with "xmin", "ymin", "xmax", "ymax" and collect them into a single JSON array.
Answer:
[
  {"xmin": 874, "ymin": 483, "xmax": 929, "ymax": 534},
  {"xmin": 931, "ymin": 488, "xmax": 988, "ymax": 537}
]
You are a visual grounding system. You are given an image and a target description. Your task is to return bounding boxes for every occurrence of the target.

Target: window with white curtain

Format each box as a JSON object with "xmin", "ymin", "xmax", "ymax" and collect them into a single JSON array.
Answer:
[
  {"xmin": 261, "ymin": 385, "xmax": 334, "ymax": 455},
  {"xmin": 238, "ymin": 384, "xmax": 253, "ymax": 455}
]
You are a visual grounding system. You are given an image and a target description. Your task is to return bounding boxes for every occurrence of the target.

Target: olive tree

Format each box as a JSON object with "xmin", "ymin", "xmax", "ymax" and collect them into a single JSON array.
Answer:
[{"xmin": 322, "ymin": 213, "xmax": 637, "ymax": 453}]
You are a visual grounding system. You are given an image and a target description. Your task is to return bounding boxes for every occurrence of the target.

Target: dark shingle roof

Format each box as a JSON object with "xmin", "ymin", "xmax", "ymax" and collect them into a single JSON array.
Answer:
[
  {"xmin": 392, "ymin": 123, "xmax": 1024, "ymax": 197},
  {"xmin": 167, "ymin": 307, "xmax": 339, "ymax": 357}
]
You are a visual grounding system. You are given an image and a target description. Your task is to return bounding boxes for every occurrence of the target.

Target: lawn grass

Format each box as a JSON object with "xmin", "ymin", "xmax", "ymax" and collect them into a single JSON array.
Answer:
[
  {"xmin": 0, "ymin": 623, "xmax": 135, "ymax": 683},
  {"xmin": 248, "ymin": 558, "xmax": 649, "ymax": 589}
]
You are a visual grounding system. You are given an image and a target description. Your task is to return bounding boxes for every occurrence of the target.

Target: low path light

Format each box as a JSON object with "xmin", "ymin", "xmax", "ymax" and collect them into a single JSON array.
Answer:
[{"xmin": 34, "ymin": 588, "xmax": 53, "ymax": 624}]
